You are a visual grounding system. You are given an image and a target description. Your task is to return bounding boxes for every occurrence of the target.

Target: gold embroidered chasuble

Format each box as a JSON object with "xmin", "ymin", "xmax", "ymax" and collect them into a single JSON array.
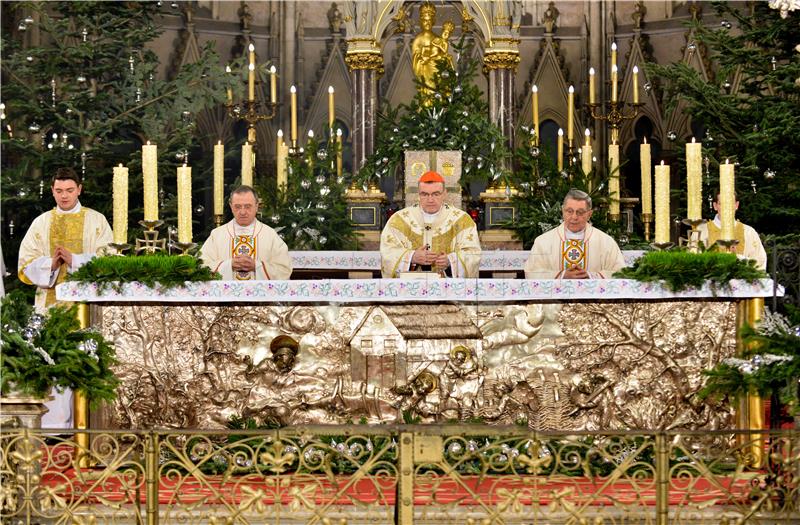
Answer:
[
  {"xmin": 698, "ymin": 220, "xmax": 767, "ymax": 270},
  {"xmin": 18, "ymin": 206, "xmax": 112, "ymax": 310},
  {"xmin": 380, "ymin": 204, "xmax": 481, "ymax": 278},
  {"xmin": 200, "ymin": 219, "xmax": 292, "ymax": 280}
]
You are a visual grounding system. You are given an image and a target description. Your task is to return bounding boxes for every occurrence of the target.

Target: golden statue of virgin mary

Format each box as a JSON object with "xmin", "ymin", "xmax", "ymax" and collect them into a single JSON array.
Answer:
[{"xmin": 411, "ymin": 3, "xmax": 454, "ymax": 105}]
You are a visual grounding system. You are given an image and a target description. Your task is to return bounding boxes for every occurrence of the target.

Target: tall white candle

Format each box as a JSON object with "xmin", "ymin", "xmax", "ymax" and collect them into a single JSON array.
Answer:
[
  {"xmin": 142, "ymin": 141, "xmax": 158, "ymax": 221},
  {"xmin": 336, "ymin": 128, "xmax": 343, "ymax": 179},
  {"xmin": 608, "ymin": 143, "xmax": 620, "ymax": 216},
  {"xmin": 112, "ymin": 164, "xmax": 129, "ymax": 244},
  {"xmin": 640, "ymin": 139, "xmax": 652, "ymax": 215},
  {"xmin": 557, "ymin": 128, "xmax": 564, "ymax": 171},
  {"xmin": 276, "ymin": 129, "xmax": 287, "ymax": 191},
  {"xmin": 241, "ymin": 142, "xmax": 253, "ymax": 187},
  {"xmin": 632, "ymin": 65, "xmax": 640, "ymax": 104},
  {"xmin": 655, "ymin": 161, "xmax": 671, "ymax": 244},
  {"xmin": 177, "ymin": 164, "xmax": 192, "ymax": 243},
  {"xmin": 567, "ymin": 85, "xmax": 574, "ymax": 143},
  {"xmin": 686, "ymin": 138, "xmax": 702, "ymax": 221},
  {"xmin": 248, "ymin": 43, "xmax": 256, "ymax": 101},
  {"xmin": 214, "ymin": 141, "xmax": 224, "ymax": 216},
  {"xmin": 269, "ymin": 65, "xmax": 277, "ymax": 104},
  {"xmin": 290, "ymin": 85, "xmax": 298, "ymax": 143},
  {"xmin": 611, "ymin": 64, "xmax": 618, "ymax": 103},
  {"xmin": 328, "ymin": 86, "xmax": 335, "ymax": 130},
  {"xmin": 532, "ymin": 85, "xmax": 540, "ymax": 142},
  {"xmin": 719, "ymin": 160, "xmax": 736, "ymax": 241},
  {"xmin": 588, "ymin": 67, "xmax": 596, "ymax": 105},
  {"xmin": 581, "ymin": 129, "xmax": 592, "ymax": 175}
]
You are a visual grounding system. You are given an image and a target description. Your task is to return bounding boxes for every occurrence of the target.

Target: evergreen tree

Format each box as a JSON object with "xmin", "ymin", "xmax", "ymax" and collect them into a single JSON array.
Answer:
[
  {"xmin": 1, "ymin": 2, "xmax": 230, "ymax": 283},
  {"xmin": 357, "ymin": 38, "xmax": 510, "ymax": 192},
  {"xmin": 507, "ymin": 131, "xmax": 621, "ymax": 249},
  {"xmin": 259, "ymin": 137, "xmax": 357, "ymax": 250},
  {"xmin": 649, "ymin": 1, "xmax": 800, "ymax": 234}
]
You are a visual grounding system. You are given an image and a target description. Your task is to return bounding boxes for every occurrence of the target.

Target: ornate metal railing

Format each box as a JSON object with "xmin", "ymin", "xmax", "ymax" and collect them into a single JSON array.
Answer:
[
  {"xmin": 1, "ymin": 425, "xmax": 798, "ymax": 525},
  {"xmin": 766, "ymin": 236, "xmax": 800, "ymax": 312}
]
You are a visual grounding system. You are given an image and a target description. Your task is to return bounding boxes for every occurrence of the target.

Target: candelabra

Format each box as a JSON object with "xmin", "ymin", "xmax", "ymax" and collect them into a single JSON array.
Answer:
[
  {"xmin": 135, "ymin": 220, "xmax": 166, "ymax": 254},
  {"xmin": 587, "ymin": 100, "xmax": 644, "ymax": 146},
  {"xmin": 226, "ymin": 97, "xmax": 278, "ymax": 144},
  {"xmin": 682, "ymin": 218, "xmax": 706, "ymax": 253},
  {"xmin": 225, "ymin": 45, "xmax": 279, "ymax": 144}
]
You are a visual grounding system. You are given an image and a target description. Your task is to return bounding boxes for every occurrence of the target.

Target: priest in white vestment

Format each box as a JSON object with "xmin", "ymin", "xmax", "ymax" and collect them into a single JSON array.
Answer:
[
  {"xmin": 18, "ymin": 167, "xmax": 112, "ymax": 428},
  {"xmin": 698, "ymin": 193, "xmax": 767, "ymax": 270},
  {"xmin": 525, "ymin": 189, "xmax": 625, "ymax": 279},
  {"xmin": 201, "ymin": 186, "xmax": 292, "ymax": 280},
  {"xmin": 380, "ymin": 171, "xmax": 481, "ymax": 278}
]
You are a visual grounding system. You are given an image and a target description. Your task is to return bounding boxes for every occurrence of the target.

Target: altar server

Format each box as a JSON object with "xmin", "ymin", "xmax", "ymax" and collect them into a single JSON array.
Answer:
[
  {"xmin": 698, "ymin": 192, "xmax": 767, "ymax": 271},
  {"xmin": 19, "ymin": 167, "xmax": 112, "ymax": 310},
  {"xmin": 18, "ymin": 166, "xmax": 112, "ymax": 428},
  {"xmin": 380, "ymin": 170, "xmax": 481, "ymax": 278},
  {"xmin": 201, "ymin": 185, "xmax": 292, "ymax": 280},
  {"xmin": 524, "ymin": 189, "xmax": 625, "ymax": 279}
]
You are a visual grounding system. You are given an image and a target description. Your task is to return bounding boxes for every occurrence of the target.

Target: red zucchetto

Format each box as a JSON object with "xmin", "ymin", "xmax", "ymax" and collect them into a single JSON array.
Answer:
[{"xmin": 419, "ymin": 171, "xmax": 445, "ymax": 184}]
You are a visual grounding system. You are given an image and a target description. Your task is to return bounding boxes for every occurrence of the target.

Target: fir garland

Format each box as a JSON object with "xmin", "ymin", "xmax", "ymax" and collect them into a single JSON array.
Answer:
[
  {"xmin": 0, "ymin": 291, "xmax": 119, "ymax": 403},
  {"xmin": 613, "ymin": 250, "xmax": 766, "ymax": 291},
  {"xmin": 701, "ymin": 309, "xmax": 800, "ymax": 413},
  {"xmin": 68, "ymin": 254, "xmax": 219, "ymax": 292}
]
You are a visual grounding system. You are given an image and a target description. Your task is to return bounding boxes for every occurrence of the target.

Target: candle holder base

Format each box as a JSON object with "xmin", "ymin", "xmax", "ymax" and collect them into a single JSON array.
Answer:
[
  {"xmin": 214, "ymin": 214, "xmax": 224, "ymax": 228},
  {"xmin": 170, "ymin": 241, "xmax": 197, "ymax": 256},
  {"xmin": 650, "ymin": 241, "xmax": 674, "ymax": 251},
  {"xmin": 107, "ymin": 243, "xmax": 132, "ymax": 256},
  {"xmin": 135, "ymin": 220, "xmax": 166, "ymax": 254},
  {"xmin": 641, "ymin": 213, "xmax": 653, "ymax": 242},
  {"xmin": 715, "ymin": 239, "xmax": 740, "ymax": 252},
  {"xmin": 681, "ymin": 218, "xmax": 706, "ymax": 253}
]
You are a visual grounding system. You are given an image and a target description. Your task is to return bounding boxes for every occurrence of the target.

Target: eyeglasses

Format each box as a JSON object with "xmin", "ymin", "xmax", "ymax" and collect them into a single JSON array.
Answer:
[
  {"xmin": 562, "ymin": 208, "xmax": 590, "ymax": 217},
  {"xmin": 420, "ymin": 191, "xmax": 444, "ymax": 199}
]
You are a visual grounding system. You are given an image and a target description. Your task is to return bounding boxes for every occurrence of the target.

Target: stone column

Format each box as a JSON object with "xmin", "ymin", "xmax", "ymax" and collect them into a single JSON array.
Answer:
[
  {"xmin": 484, "ymin": 44, "xmax": 520, "ymax": 157},
  {"xmin": 345, "ymin": 45, "xmax": 383, "ymax": 174}
]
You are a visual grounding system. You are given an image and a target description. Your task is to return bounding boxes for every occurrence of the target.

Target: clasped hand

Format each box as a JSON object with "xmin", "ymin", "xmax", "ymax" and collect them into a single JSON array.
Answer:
[
  {"xmin": 50, "ymin": 246, "xmax": 74, "ymax": 270},
  {"xmin": 563, "ymin": 265, "xmax": 589, "ymax": 279},
  {"xmin": 412, "ymin": 247, "xmax": 450, "ymax": 269},
  {"xmin": 232, "ymin": 255, "xmax": 256, "ymax": 272}
]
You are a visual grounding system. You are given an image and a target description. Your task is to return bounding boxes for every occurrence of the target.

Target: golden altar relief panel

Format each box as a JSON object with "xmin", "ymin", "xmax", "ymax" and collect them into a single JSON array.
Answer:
[{"xmin": 98, "ymin": 301, "xmax": 736, "ymax": 430}]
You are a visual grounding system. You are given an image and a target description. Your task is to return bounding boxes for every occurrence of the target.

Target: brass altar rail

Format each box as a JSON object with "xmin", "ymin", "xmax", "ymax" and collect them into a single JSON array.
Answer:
[{"xmin": 0, "ymin": 426, "xmax": 797, "ymax": 525}]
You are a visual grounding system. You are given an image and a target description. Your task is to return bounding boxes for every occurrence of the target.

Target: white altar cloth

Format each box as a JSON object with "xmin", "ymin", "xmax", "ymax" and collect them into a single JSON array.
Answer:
[
  {"xmin": 58, "ymin": 278, "xmax": 779, "ymax": 304},
  {"xmin": 289, "ymin": 250, "xmax": 645, "ymax": 271}
]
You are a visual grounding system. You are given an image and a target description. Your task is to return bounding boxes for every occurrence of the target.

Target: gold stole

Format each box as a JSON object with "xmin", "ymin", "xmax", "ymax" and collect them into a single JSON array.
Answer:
[
  {"xmin": 561, "ymin": 239, "xmax": 586, "ymax": 270},
  {"xmin": 231, "ymin": 234, "xmax": 256, "ymax": 280},
  {"xmin": 47, "ymin": 209, "xmax": 86, "ymax": 306},
  {"xmin": 705, "ymin": 221, "xmax": 746, "ymax": 255}
]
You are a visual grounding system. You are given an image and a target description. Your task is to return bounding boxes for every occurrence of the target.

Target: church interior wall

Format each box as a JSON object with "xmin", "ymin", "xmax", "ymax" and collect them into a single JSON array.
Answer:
[{"xmin": 13, "ymin": 0, "xmax": 735, "ymax": 178}]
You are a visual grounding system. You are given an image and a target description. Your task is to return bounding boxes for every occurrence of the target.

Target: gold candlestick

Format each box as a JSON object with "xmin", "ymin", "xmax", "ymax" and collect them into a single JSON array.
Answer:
[
  {"xmin": 641, "ymin": 213, "xmax": 653, "ymax": 242},
  {"xmin": 651, "ymin": 241, "xmax": 674, "ymax": 251},
  {"xmin": 682, "ymin": 218, "xmax": 705, "ymax": 253},
  {"xmin": 135, "ymin": 220, "xmax": 166, "ymax": 254},
  {"xmin": 225, "ymin": 57, "xmax": 280, "ymax": 143},
  {"xmin": 107, "ymin": 242, "xmax": 131, "ymax": 255},
  {"xmin": 170, "ymin": 241, "xmax": 197, "ymax": 256}
]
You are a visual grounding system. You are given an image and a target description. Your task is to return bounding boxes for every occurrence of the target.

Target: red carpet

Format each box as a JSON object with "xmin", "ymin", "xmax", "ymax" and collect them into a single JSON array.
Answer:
[{"xmin": 36, "ymin": 446, "xmax": 756, "ymax": 508}]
